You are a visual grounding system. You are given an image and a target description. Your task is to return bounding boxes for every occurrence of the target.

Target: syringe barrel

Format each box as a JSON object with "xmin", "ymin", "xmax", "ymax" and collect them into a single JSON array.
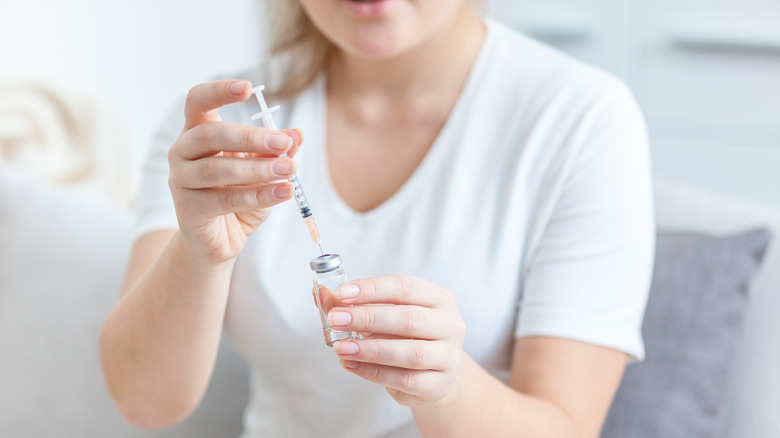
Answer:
[
  {"xmin": 289, "ymin": 173, "xmax": 312, "ymax": 219},
  {"xmin": 253, "ymin": 85, "xmax": 315, "ymax": 221}
]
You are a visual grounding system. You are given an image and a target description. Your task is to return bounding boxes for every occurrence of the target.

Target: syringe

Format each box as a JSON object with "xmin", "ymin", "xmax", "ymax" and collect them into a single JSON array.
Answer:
[{"xmin": 251, "ymin": 85, "xmax": 324, "ymax": 255}]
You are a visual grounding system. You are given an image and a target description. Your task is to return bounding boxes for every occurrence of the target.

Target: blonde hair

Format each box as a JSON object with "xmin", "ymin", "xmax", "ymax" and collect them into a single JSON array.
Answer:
[
  {"xmin": 264, "ymin": 1, "xmax": 331, "ymax": 100},
  {"xmin": 262, "ymin": 0, "xmax": 485, "ymax": 99}
]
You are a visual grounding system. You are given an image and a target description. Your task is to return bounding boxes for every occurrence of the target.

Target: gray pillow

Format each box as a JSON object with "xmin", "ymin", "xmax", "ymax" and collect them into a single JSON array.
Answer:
[{"xmin": 601, "ymin": 228, "xmax": 772, "ymax": 438}]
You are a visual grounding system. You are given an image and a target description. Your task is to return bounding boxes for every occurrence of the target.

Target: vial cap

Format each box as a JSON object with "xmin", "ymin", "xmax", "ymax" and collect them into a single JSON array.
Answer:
[{"xmin": 309, "ymin": 254, "xmax": 342, "ymax": 273}]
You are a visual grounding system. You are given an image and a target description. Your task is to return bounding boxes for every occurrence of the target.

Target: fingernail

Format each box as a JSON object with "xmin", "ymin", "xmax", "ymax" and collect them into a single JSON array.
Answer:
[
  {"xmin": 266, "ymin": 133, "xmax": 292, "ymax": 151},
  {"xmin": 342, "ymin": 360, "xmax": 360, "ymax": 370},
  {"xmin": 273, "ymin": 184, "xmax": 292, "ymax": 199},
  {"xmin": 291, "ymin": 128, "xmax": 304, "ymax": 144},
  {"xmin": 327, "ymin": 311, "xmax": 351, "ymax": 327},
  {"xmin": 229, "ymin": 81, "xmax": 249, "ymax": 95},
  {"xmin": 335, "ymin": 341, "xmax": 359, "ymax": 355},
  {"xmin": 337, "ymin": 284, "xmax": 359, "ymax": 300},
  {"xmin": 272, "ymin": 160, "xmax": 294, "ymax": 176}
]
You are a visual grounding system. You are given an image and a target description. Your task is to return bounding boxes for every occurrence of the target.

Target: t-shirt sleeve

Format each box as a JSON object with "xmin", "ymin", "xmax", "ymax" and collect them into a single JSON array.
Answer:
[
  {"xmin": 130, "ymin": 99, "xmax": 185, "ymax": 241},
  {"xmin": 514, "ymin": 83, "xmax": 655, "ymax": 360}
]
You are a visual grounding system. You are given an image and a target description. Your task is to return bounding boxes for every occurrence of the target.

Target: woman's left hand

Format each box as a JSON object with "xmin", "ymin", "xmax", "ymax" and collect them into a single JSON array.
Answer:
[{"xmin": 327, "ymin": 275, "xmax": 466, "ymax": 407}]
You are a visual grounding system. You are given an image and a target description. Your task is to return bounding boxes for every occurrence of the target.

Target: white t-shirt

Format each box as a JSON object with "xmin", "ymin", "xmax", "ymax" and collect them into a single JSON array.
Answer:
[{"xmin": 134, "ymin": 18, "xmax": 655, "ymax": 438}]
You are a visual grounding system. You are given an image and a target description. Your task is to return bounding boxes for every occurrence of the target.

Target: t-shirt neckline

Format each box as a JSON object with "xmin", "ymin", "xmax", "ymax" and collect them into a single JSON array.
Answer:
[{"xmin": 306, "ymin": 18, "xmax": 495, "ymax": 223}]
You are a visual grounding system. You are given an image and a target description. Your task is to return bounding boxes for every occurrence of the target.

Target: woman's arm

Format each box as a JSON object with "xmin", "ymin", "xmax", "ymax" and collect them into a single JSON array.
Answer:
[
  {"xmin": 99, "ymin": 79, "xmax": 301, "ymax": 429},
  {"xmin": 99, "ymin": 231, "xmax": 236, "ymax": 429},
  {"xmin": 414, "ymin": 337, "xmax": 627, "ymax": 438}
]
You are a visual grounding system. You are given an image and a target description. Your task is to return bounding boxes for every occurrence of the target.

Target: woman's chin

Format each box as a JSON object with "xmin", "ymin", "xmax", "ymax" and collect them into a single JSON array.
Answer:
[{"xmin": 338, "ymin": 31, "xmax": 411, "ymax": 61}]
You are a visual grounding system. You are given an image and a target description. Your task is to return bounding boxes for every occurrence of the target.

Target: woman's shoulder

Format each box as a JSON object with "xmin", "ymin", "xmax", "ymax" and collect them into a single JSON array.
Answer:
[{"xmin": 482, "ymin": 17, "xmax": 630, "ymax": 107}]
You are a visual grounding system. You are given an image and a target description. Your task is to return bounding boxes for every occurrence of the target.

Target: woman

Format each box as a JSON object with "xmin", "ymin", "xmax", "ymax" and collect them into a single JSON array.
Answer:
[{"xmin": 100, "ymin": 1, "xmax": 655, "ymax": 437}]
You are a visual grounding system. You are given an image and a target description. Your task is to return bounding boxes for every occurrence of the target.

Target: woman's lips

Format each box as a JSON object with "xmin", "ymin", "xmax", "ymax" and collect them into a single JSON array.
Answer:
[{"xmin": 345, "ymin": 0, "xmax": 396, "ymax": 17}]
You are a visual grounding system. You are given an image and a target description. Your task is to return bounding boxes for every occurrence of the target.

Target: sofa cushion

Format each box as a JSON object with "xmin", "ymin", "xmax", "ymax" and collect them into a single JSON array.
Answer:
[
  {"xmin": 654, "ymin": 178, "xmax": 780, "ymax": 438},
  {"xmin": 601, "ymin": 228, "xmax": 771, "ymax": 438},
  {"xmin": 0, "ymin": 165, "xmax": 249, "ymax": 437}
]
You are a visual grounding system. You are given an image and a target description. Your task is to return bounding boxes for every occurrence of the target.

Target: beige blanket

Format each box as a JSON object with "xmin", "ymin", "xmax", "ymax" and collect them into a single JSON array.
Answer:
[{"xmin": 0, "ymin": 80, "xmax": 129, "ymax": 204}]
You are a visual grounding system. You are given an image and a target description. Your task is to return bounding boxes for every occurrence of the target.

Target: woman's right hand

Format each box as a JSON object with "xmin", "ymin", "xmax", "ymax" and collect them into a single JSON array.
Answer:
[{"xmin": 168, "ymin": 79, "xmax": 302, "ymax": 263}]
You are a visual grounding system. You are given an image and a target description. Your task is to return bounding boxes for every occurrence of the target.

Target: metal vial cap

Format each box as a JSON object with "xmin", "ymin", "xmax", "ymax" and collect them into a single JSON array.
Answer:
[{"xmin": 309, "ymin": 253, "xmax": 342, "ymax": 273}]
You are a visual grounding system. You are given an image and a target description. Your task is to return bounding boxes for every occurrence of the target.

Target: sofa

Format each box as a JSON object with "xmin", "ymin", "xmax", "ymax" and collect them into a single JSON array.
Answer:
[{"xmin": 0, "ymin": 163, "xmax": 777, "ymax": 437}]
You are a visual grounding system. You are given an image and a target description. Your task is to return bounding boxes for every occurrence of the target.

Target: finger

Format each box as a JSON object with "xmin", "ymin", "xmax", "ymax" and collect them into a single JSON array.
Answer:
[
  {"xmin": 358, "ymin": 332, "xmax": 406, "ymax": 341},
  {"xmin": 184, "ymin": 79, "xmax": 253, "ymax": 130},
  {"xmin": 333, "ymin": 339, "xmax": 451, "ymax": 371},
  {"xmin": 174, "ymin": 156, "xmax": 296, "ymax": 189},
  {"xmin": 179, "ymin": 182, "xmax": 293, "ymax": 216},
  {"xmin": 327, "ymin": 304, "xmax": 448, "ymax": 339},
  {"xmin": 339, "ymin": 361, "xmax": 448, "ymax": 400},
  {"xmin": 335, "ymin": 275, "xmax": 454, "ymax": 308},
  {"xmin": 178, "ymin": 122, "xmax": 293, "ymax": 160},
  {"xmin": 282, "ymin": 128, "xmax": 304, "ymax": 158}
]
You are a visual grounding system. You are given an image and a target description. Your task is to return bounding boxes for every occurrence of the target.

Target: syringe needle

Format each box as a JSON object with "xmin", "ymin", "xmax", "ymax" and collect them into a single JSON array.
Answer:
[{"xmin": 304, "ymin": 216, "xmax": 324, "ymax": 253}]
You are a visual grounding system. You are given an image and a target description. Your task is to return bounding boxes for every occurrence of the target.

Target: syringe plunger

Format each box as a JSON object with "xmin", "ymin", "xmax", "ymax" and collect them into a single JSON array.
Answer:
[
  {"xmin": 250, "ymin": 85, "xmax": 280, "ymax": 131},
  {"xmin": 251, "ymin": 85, "xmax": 323, "ymax": 253}
]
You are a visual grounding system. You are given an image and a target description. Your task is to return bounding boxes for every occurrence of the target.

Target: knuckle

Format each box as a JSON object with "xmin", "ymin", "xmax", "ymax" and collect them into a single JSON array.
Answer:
[
  {"xmin": 246, "ymin": 159, "xmax": 263, "ymax": 180},
  {"xmin": 362, "ymin": 307, "xmax": 377, "ymax": 330},
  {"xmin": 239, "ymin": 126, "xmax": 256, "ymax": 150},
  {"xmin": 368, "ymin": 363, "xmax": 382, "ymax": 382},
  {"xmin": 442, "ymin": 287, "xmax": 457, "ymax": 306},
  {"xmin": 403, "ymin": 308, "xmax": 421, "ymax": 333},
  {"xmin": 364, "ymin": 342, "xmax": 382, "ymax": 362},
  {"xmin": 198, "ymin": 158, "xmax": 220, "ymax": 182},
  {"xmin": 398, "ymin": 275, "xmax": 415, "ymax": 299},
  {"xmin": 193, "ymin": 123, "xmax": 216, "ymax": 143},
  {"xmin": 167, "ymin": 173, "xmax": 177, "ymax": 191},
  {"xmin": 175, "ymin": 186, "xmax": 196, "ymax": 206},
  {"xmin": 254, "ymin": 187, "xmax": 271, "ymax": 207},
  {"xmin": 167, "ymin": 163, "xmax": 179, "ymax": 187},
  {"xmin": 185, "ymin": 86, "xmax": 199, "ymax": 107},
  {"xmin": 219, "ymin": 188, "xmax": 239, "ymax": 210},
  {"xmin": 366, "ymin": 280, "xmax": 379, "ymax": 298},
  {"xmin": 167, "ymin": 153, "xmax": 183, "ymax": 188},
  {"xmin": 398, "ymin": 369, "xmax": 416, "ymax": 390},
  {"xmin": 408, "ymin": 342, "xmax": 428, "ymax": 367},
  {"xmin": 167, "ymin": 143, "xmax": 177, "ymax": 163},
  {"xmin": 450, "ymin": 314, "xmax": 467, "ymax": 340},
  {"xmin": 456, "ymin": 318, "xmax": 467, "ymax": 338}
]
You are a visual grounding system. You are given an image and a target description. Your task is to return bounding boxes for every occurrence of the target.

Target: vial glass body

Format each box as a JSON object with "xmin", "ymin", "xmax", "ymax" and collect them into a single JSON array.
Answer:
[{"xmin": 312, "ymin": 267, "xmax": 361, "ymax": 346}]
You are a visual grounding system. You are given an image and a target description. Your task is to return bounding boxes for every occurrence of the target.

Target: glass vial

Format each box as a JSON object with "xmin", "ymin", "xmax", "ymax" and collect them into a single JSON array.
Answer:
[{"xmin": 309, "ymin": 254, "xmax": 361, "ymax": 347}]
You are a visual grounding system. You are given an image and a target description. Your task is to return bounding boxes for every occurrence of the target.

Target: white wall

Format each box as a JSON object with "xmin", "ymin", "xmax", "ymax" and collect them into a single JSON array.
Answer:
[
  {"xmin": 0, "ymin": 0, "xmax": 263, "ymax": 188},
  {"xmin": 488, "ymin": 0, "xmax": 780, "ymax": 209}
]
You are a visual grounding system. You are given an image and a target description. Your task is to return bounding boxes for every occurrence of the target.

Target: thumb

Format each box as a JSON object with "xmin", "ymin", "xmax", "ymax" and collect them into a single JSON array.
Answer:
[{"xmin": 183, "ymin": 79, "xmax": 252, "ymax": 130}]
